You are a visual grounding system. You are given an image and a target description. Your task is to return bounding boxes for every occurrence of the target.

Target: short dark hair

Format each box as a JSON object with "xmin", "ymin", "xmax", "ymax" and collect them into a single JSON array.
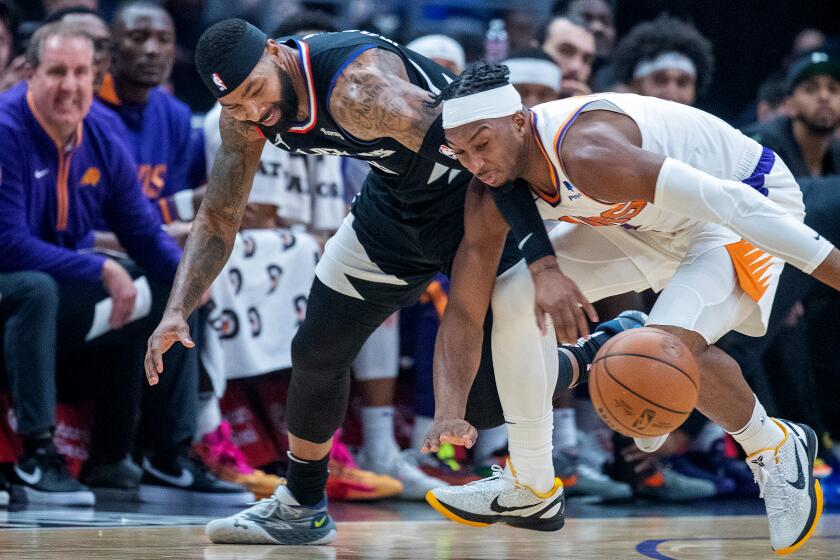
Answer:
[
  {"xmin": 26, "ymin": 21, "xmax": 94, "ymax": 68},
  {"xmin": 272, "ymin": 10, "xmax": 339, "ymax": 38},
  {"xmin": 113, "ymin": 1, "xmax": 172, "ymax": 29},
  {"xmin": 612, "ymin": 15, "xmax": 714, "ymax": 96},
  {"xmin": 428, "ymin": 61, "xmax": 509, "ymax": 108},
  {"xmin": 552, "ymin": 0, "xmax": 616, "ymax": 16},
  {"xmin": 535, "ymin": 15, "xmax": 589, "ymax": 46},
  {"xmin": 756, "ymin": 74, "xmax": 787, "ymax": 105}
]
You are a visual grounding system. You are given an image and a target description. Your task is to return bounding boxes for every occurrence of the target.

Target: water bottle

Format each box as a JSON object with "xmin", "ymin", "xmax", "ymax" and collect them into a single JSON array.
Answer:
[{"xmin": 485, "ymin": 19, "xmax": 509, "ymax": 64}]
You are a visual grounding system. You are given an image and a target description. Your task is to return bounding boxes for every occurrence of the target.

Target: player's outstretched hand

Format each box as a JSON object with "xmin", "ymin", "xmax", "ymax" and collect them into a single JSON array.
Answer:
[
  {"xmin": 421, "ymin": 418, "xmax": 477, "ymax": 453},
  {"xmin": 530, "ymin": 258, "xmax": 598, "ymax": 344},
  {"xmin": 145, "ymin": 311, "xmax": 195, "ymax": 386}
]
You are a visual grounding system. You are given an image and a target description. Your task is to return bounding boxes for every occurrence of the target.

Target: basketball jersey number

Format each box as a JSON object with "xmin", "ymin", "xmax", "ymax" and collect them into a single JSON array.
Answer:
[{"xmin": 562, "ymin": 200, "xmax": 647, "ymax": 227}]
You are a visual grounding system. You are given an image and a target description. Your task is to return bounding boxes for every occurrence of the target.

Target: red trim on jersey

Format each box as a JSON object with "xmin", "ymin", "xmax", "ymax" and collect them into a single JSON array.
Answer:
[{"xmin": 287, "ymin": 40, "xmax": 317, "ymax": 134}]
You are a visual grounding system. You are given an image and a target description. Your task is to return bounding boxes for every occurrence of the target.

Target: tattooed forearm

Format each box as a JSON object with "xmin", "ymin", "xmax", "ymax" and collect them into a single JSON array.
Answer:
[
  {"xmin": 165, "ymin": 114, "xmax": 263, "ymax": 317},
  {"xmin": 329, "ymin": 48, "xmax": 440, "ymax": 152}
]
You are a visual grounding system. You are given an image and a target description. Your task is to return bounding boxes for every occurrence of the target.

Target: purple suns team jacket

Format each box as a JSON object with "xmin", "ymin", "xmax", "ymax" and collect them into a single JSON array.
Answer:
[{"xmin": 0, "ymin": 82, "xmax": 182, "ymax": 284}]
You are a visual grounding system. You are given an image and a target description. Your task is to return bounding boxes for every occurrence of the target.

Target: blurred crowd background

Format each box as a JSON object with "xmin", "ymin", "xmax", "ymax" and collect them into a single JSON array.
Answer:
[{"xmin": 0, "ymin": 0, "xmax": 839, "ymax": 511}]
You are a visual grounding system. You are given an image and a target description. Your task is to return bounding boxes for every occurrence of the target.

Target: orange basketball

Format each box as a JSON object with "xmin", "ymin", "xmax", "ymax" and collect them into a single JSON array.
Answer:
[{"xmin": 588, "ymin": 327, "xmax": 700, "ymax": 438}]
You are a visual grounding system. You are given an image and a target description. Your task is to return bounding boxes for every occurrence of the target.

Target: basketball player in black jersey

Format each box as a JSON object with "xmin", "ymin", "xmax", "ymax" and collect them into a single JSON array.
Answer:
[{"xmin": 143, "ymin": 20, "xmax": 641, "ymax": 545}]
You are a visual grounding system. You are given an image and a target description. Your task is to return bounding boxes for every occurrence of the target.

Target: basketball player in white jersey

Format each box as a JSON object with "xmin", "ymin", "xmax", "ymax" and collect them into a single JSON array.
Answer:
[{"xmin": 422, "ymin": 63, "xmax": 838, "ymax": 554}]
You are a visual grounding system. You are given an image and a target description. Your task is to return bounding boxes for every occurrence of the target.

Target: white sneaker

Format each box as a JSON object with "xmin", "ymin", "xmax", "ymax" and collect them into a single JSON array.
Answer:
[
  {"xmin": 205, "ymin": 485, "xmax": 336, "ymax": 545},
  {"xmin": 0, "ymin": 489, "xmax": 8, "ymax": 507},
  {"xmin": 426, "ymin": 463, "xmax": 565, "ymax": 531},
  {"xmin": 746, "ymin": 418, "xmax": 823, "ymax": 554},
  {"xmin": 634, "ymin": 434, "xmax": 669, "ymax": 453},
  {"xmin": 356, "ymin": 448, "xmax": 448, "ymax": 500}
]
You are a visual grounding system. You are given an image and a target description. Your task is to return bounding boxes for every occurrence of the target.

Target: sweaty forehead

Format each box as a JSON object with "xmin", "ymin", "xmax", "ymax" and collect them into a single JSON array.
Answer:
[{"xmin": 43, "ymin": 34, "xmax": 94, "ymax": 60}]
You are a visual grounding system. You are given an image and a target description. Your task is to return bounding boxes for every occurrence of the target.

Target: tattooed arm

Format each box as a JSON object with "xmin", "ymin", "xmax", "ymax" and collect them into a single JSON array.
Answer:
[
  {"xmin": 328, "ymin": 48, "xmax": 439, "ymax": 152},
  {"xmin": 144, "ymin": 110, "xmax": 264, "ymax": 384}
]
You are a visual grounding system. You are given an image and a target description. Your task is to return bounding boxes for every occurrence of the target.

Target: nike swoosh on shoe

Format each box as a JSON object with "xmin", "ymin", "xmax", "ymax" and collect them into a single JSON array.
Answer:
[
  {"xmin": 144, "ymin": 463, "xmax": 194, "ymax": 487},
  {"xmin": 490, "ymin": 495, "xmax": 543, "ymax": 513},
  {"xmin": 14, "ymin": 465, "xmax": 43, "ymax": 486}
]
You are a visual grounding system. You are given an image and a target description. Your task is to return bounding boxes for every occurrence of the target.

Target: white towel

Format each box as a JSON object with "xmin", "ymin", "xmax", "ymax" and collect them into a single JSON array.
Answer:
[{"xmin": 201, "ymin": 228, "xmax": 321, "ymax": 396}]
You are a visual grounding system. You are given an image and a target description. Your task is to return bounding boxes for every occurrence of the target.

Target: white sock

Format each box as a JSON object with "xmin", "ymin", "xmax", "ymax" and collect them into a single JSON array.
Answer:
[
  {"xmin": 411, "ymin": 415, "xmax": 435, "ymax": 450},
  {"xmin": 474, "ymin": 426, "xmax": 508, "ymax": 464},
  {"xmin": 361, "ymin": 406, "xmax": 399, "ymax": 455},
  {"xmin": 195, "ymin": 392, "xmax": 222, "ymax": 441},
  {"xmin": 506, "ymin": 412, "xmax": 555, "ymax": 494},
  {"xmin": 552, "ymin": 408, "xmax": 577, "ymax": 452},
  {"xmin": 727, "ymin": 395, "xmax": 785, "ymax": 456}
]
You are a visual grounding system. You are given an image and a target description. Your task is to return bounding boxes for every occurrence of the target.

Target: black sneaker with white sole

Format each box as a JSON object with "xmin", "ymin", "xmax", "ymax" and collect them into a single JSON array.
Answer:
[
  {"xmin": 139, "ymin": 454, "xmax": 255, "ymax": 506},
  {"xmin": 81, "ymin": 456, "xmax": 143, "ymax": 502},
  {"xmin": 9, "ymin": 443, "xmax": 95, "ymax": 506}
]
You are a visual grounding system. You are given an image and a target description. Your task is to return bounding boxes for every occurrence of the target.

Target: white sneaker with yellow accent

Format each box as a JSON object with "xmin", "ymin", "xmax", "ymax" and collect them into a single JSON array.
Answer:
[
  {"xmin": 746, "ymin": 418, "xmax": 823, "ymax": 555},
  {"xmin": 426, "ymin": 463, "xmax": 564, "ymax": 531}
]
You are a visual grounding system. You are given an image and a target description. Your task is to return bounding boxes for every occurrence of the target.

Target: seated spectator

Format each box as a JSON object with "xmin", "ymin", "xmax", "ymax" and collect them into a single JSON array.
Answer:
[
  {"xmin": 553, "ymin": 0, "xmax": 617, "ymax": 92},
  {"xmin": 0, "ymin": 22, "xmax": 250, "ymax": 506},
  {"xmin": 755, "ymin": 75, "xmax": 791, "ymax": 125},
  {"xmin": 746, "ymin": 50, "xmax": 840, "ymax": 176},
  {"xmin": 406, "ymin": 34, "xmax": 465, "ymax": 75},
  {"xmin": 534, "ymin": 15, "xmax": 595, "ymax": 97},
  {"xmin": 612, "ymin": 14, "xmax": 714, "ymax": 107},
  {"xmin": 504, "ymin": 48, "xmax": 561, "ymax": 106},
  {"xmin": 1, "ymin": 270, "xmax": 94, "ymax": 505},
  {"xmin": 43, "ymin": 6, "xmax": 111, "ymax": 88},
  {"xmin": 95, "ymin": 2, "xmax": 203, "ymax": 249}
]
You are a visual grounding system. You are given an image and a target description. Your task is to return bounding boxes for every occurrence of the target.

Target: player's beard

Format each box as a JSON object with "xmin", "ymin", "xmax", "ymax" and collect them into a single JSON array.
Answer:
[
  {"xmin": 797, "ymin": 110, "xmax": 840, "ymax": 136},
  {"xmin": 274, "ymin": 67, "xmax": 300, "ymax": 132}
]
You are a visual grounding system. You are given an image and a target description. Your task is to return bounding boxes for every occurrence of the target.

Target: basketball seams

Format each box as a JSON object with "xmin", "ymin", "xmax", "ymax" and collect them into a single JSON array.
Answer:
[
  {"xmin": 598, "ymin": 352, "xmax": 699, "ymax": 390},
  {"xmin": 602, "ymin": 358, "xmax": 690, "ymax": 415}
]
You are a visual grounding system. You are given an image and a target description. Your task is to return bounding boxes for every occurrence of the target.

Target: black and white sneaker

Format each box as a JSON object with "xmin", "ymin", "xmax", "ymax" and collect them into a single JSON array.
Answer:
[
  {"xmin": 9, "ymin": 444, "xmax": 95, "ymax": 506},
  {"xmin": 81, "ymin": 455, "xmax": 143, "ymax": 502},
  {"xmin": 426, "ymin": 463, "xmax": 565, "ymax": 531},
  {"xmin": 139, "ymin": 454, "xmax": 255, "ymax": 506}
]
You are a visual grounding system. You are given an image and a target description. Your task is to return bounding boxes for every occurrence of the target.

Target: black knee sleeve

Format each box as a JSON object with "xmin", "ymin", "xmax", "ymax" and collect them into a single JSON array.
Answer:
[{"xmin": 286, "ymin": 278, "xmax": 395, "ymax": 443}]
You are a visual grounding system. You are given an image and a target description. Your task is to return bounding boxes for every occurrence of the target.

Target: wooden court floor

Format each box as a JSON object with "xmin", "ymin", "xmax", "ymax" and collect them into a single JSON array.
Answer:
[{"xmin": 0, "ymin": 513, "xmax": 837, "ymax": 559}]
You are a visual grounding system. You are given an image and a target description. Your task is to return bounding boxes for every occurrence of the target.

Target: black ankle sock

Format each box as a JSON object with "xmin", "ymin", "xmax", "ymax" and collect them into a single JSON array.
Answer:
[
  {"xmin": 23, "ymin": 433, "xmax": 53, "ymax": 456},
  {"xmin": 561, "ymin": 331, "xmax": 610, "ymax": 387},
  {"xmin": 285, "ymin": 452, "xmax": 330, "ymax": 506}
]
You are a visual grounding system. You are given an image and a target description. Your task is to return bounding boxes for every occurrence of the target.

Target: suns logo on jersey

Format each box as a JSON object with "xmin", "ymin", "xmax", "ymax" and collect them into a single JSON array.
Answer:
[
  {"xmin": 562, "ymin": 201, "xmax": 647, "ymax": 227},
  {"xmin": 80, "ymin": 167, "xmax": 101, "ymax": 187}
]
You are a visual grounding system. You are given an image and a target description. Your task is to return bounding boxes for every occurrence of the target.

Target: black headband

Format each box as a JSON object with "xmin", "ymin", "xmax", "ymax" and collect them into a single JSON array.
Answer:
[{"xmin": 200, "ymin": 21, "xmax": 268, "ymax": 98}]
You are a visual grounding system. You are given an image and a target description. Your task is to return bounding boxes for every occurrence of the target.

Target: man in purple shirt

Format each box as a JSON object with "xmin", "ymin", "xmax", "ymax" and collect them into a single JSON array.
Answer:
[{"xmin": 0, "ymin": 22, "xmax": 251, "ymax": 506}]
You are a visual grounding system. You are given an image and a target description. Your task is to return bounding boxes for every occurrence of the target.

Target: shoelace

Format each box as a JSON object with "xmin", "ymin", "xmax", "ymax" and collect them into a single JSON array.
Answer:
[
  {"xmin": 752, "ymin": 460, "xmax": 791, "ymax": 517},
  {"xmin": 244, "ymin": 495, "xmax": 301, "ymax": 520},
  {"xmin": 464, "ymin": 464, "xmax": 515, "ymax": 491}
]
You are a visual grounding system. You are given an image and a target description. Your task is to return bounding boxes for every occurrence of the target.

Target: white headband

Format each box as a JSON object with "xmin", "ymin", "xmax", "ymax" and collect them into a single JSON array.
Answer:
[
  {"xmin": 442, "ymin": 84, "xmax": 523, "ymax": 129},
  {"xmin": 633, "ymin": 51, "xmax": 697, "ymax": 80},
  {"xmin": 406, "ymin": 35, "xmax": 466, "ymax": 73},
  {"xmin": 504, "ymin": 58, "xmax": 562, "ymax": 91}
]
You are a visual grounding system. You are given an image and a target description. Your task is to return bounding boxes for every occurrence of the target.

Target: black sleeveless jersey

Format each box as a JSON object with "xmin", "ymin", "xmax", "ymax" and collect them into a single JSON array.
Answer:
[{"xmin": 256, "ymin": 31, "xmax": 470, "ymax": 252}]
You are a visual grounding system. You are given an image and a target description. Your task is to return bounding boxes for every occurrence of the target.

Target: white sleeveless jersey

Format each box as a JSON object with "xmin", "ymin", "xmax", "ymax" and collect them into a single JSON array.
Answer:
[{"xmin": 528, "ymin": 93, "xmax": 764, "ymax": 234}]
